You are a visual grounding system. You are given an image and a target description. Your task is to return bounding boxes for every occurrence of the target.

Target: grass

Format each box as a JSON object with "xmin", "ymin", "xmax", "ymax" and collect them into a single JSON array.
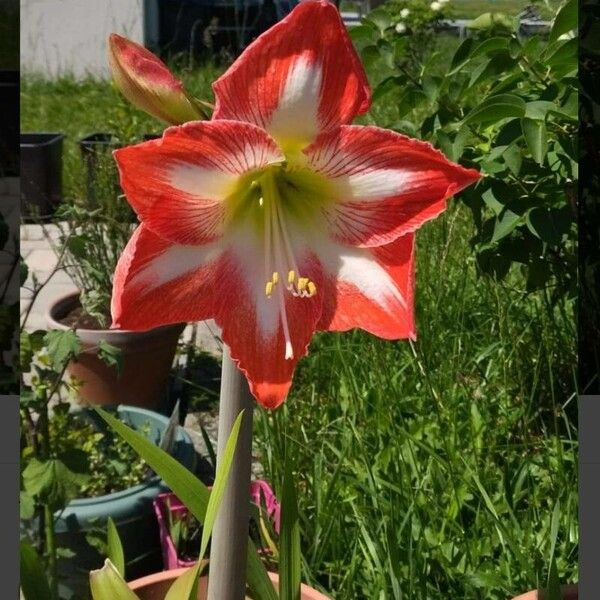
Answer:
[
  {"xmin": 20, "ymin": 61, "xmax": 224, "ymax": 201},
  {"xmin": 255, "ymin": 205, "xmax": 577, "ymax": 599},
  {"xmin": 450, "ymin": 0, "xmax": 558, "ymax": 19},
  {"xmin": 21, "ymin": 26, "xmax": 576, "ymax": 600}
]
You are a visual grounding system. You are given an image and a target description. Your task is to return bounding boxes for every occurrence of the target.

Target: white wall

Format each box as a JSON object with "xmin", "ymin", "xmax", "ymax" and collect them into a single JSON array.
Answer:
[{"xmin": 20, "ymin": 0, "xmax": 151, "ymax": 78}]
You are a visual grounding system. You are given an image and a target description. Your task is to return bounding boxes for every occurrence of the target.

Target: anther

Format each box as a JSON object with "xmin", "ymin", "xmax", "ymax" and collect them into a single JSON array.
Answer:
[
  {"xmin": 287, "ymin": 270, "xmax": 296, "ymax": 284},
  {"xmin": 265, "ymin": 281, "xmax": 274, "ymax": 297},
  {"xmin": 297, "ymin": 277, "xmax": 308, "ymax": 291},
  {"xmin": 307, "ymin": 282, "xmax": 317, "ymax": 297},
  {"xmin": 272, "ymin": 272, "xmax": 279, "ymax": 284}
]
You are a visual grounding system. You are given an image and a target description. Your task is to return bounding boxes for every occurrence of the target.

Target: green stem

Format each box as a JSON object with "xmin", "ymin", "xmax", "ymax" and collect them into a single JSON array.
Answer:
[
  {"xmin": 43, "ymin": 503, "xmax": 59, "ymax": 600},
  {"xmin": 38, "ymin": 393, "xmax": 58, "ymax": 600}
]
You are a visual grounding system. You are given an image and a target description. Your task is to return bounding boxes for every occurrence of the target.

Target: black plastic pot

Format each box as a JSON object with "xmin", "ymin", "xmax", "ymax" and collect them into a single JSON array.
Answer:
[
  {"xmin": 20, "ymin": 132, "xmax": 65, "ymax": 220},
  {"xmin": 78, "ymin": 132, "xmax": 122, "ymax": 201}
]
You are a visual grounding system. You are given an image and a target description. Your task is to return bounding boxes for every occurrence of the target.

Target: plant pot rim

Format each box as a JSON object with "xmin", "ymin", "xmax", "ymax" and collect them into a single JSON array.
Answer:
[
  {"xmin": 20, "ymin": 132, "xmax": 65, "ymax": 145},
  {"xmin": 46, "ymin": 291, "xmax": 185, "ymax": 337},
  {"xmin": 62, "ymin": 405, "xmax": 189, "ymax": 507},
  {"xmin": 128, "ymin": 567, "xmax": 331, "ymax": 599}
]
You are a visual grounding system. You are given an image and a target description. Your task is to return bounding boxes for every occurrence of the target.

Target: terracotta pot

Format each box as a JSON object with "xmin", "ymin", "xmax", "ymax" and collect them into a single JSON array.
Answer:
[
  {"xmin": 511, "ymin": 584, "xmax": 578, "ymax": 600},
  {"xmin": 46, "ymin": 291, "xmax": 184, "ymax": 409},
  {"xmin": 128, "ymin": 568, "xmax": 329, "ymax": 600}
]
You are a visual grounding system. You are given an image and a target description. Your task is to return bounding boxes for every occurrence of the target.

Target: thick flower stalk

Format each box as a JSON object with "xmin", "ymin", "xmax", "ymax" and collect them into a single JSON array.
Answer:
[{"xmin": 110, "ymin": 0, "xmax": 480, "ymax": 409}]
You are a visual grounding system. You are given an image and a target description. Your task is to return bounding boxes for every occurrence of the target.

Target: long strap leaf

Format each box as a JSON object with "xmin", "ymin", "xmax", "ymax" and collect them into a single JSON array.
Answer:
[{"xmin": 94, "ymin": 407, "xmax": 277, "ymax": 600}]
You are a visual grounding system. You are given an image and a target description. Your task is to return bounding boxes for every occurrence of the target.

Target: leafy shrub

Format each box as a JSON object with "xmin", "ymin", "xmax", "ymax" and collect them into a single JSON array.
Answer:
[{"xmin": 352, "ymin": 0, "xmax": 577, "ymax": 300}]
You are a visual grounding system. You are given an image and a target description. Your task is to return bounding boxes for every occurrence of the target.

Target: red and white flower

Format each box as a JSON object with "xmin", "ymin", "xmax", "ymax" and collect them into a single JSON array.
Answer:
[{"xmin": 110, "ymin": 0, "xmax": 480, "ymax": 409}]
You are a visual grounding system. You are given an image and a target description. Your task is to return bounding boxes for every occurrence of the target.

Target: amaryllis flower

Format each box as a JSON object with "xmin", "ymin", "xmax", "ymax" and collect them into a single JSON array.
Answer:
[{"xmin": 110, "ymin": 0, "xmax": 480, "ymax": 409}]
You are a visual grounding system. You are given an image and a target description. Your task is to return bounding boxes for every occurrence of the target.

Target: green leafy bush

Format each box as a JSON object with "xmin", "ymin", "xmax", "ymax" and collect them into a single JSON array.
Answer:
[{"xmin": 353, "ymin": 0, "xmax": 577, "ymax": 299}]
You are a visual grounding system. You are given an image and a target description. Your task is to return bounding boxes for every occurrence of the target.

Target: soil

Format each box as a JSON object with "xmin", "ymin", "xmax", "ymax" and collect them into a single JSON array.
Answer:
[{"xmin": 58, "ymin": 304, "xmax": 108, "ymax": 330}]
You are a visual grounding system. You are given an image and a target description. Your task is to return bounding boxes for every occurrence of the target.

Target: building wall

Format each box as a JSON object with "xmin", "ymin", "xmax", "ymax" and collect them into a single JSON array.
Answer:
[{"xmin": 20, "ymin": 0, "xmax": 155, "ymax": 78}]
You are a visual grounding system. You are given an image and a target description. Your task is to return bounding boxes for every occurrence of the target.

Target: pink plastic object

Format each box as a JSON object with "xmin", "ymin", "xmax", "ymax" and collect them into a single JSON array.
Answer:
[
  {"xmin": 154, "ymin": 480, "xmax": 281, "ymax": 570},
  {"xmin": 249, "ymin": 479, "xmax": 281, "ymax": 534}
]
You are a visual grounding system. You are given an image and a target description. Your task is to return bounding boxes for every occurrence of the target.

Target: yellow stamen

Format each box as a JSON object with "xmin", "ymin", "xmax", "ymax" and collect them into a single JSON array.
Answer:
[
  {"xmin": 272, "ymin": 272, "xmax": 279, "ymax": 284},
  {"xmin": 307, "ymin": 282, "xmax": 317, "ymax": 297},
  {"xmin": 265, "ymin": 281, "xmax": 274, "ymax": 297},
  {"xmin": 287, "ymin": 270, "xmax": 296, "ymax": 284},
  {"xmin": 297, "ymin": 277, "xmax": 308, "ymax": 291}
]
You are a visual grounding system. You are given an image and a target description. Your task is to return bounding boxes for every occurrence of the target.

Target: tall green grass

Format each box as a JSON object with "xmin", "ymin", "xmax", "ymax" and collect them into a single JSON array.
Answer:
[{"xmin": 255, "ymin": 205, "xmax": 577, "ymax": 598}]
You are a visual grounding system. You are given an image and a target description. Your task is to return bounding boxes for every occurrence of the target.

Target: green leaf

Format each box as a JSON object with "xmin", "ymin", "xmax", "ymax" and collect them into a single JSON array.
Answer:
[
  {"xmin": 279, "ymin": 461, "xmax": 301, "ymax": 600},
  {"xmin": 20, "ymin": 541, "xmax": 54, "ymax": 600},
  {"xmin": 373, "ymin": 76, "xmax": 401, "ymax": 102},
  {"xmin": 524, "ymin": 101, "xmax": 556, "ymax": 120},
  {"xmin": 464, "ymin": 94, "xmax": 525, "ymax": 125},
  {"xmin": 20, "ymin": 491, "xmax": 35, "ymax": 520},
  {"xmin": 94, "ymin": 408, "xmax": 278, "ymax": 600},
  {"xmin": 349, "ymin": 24, "xmax": 377, "ymax": 45},
  {"xmin": 492, "ymin": 209, "xmax": 521, "ymax": 243},
  {"xmin": 22, "ymin": 456, "xmax": 90, "ymax": 510},
  {"xmin": 470, "ymin": 37, "xmax": 509, "ymax": 58},
  {"xmin": 107, "ymin": 517, "xmax": 125, "ymax": 578},
  {"xmin": 67, "ymin": 235, "xmax": 88, "ymax": 259},
  {"xmin": 97, "ymin": 341, "xmax": 123, "ymax": 376},
  {"xmin": 521, "ymin": 118, "xmax": 548, "ymax": 165},
  {"xmin": 20, "ymin": 329, "xmax": 45, "ymax": 373},
  {"xmin": 90, "ymin": 559, "xmax": 140, "ymax": 600},
  {"xmin": 526, "ymin": 207, "xmax": 572, "ymax": 247},
  {"xmin": 164, "ymin": 563, "xmax": 203, "ymax": 600},
  {"xmin": 365, "ymin": 8, "xmax": 391, "ymax": 33},
  {"xmin": 502, "ymin": 143, "xmax": 522, "ymax": 176},
  {"xmin": 550, "ymin": 0, "xmax": 577, "ymax": 42},
  {"xmin": 20, "ymin": 259, "xmax": 29, "ymax": 286},
  {"xmin": 44, "ymin": 329, "xmax": 81, "ymax": 371},
  {"xmin": 448, "ymin": 37, "xmax": 474, "ymax": 74},
  {"xmin": 199, "ymin": 410, "xmax": 244, "ymax": 560},
  {"xmin": 467, "ymin": 12, "xmax": 516, "ymax": 31},
  {"xmin": 166, "ymin": 412, "xmax": 244, "ymax": 600}
]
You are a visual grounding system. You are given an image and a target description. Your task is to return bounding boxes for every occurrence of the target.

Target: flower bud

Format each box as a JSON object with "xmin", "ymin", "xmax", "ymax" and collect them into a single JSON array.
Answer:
[{"xmin": 108, "ymin": 34, "xmax": 208, "ymax": 124}]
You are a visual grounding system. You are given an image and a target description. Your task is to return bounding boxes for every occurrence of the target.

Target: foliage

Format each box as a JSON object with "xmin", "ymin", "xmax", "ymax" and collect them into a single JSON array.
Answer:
[
  {"xmin": 20, "ymin": 327, "xmax": 147, "ymax": 599},
  {"xmin": 579, "ymin": 1, "xmax": 600, "ymax": 392},
  {"xmin": 352, "ymin": 0, "xmax": 577, "ymax": 299},
  {"xmin": 255, "ymin": 190, "xmax": 577, "ymax": 598}
]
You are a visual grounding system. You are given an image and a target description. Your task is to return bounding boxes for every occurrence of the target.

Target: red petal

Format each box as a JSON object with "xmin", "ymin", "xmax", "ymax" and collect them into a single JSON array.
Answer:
[
  {"xmin": 317, "ymin": 234, "xmax": 415, "ymax": 339},
  {"xmin": 306, "ymin": 126, "xmax": 481, "ymax": 246},
  {"xmin": 214, "ymin": 245, "xmax": 323, "ymax": 409},
  {"xmin": 111, "ymin": 225, "xmax": 221, "ymax": 330},
  {"xmin": 212, "ymin": 0, "xmax": 370, "ymax": 150},
  {"xmin": 114, "ymin": 121, "xmax": 283, "ymax": 245}
]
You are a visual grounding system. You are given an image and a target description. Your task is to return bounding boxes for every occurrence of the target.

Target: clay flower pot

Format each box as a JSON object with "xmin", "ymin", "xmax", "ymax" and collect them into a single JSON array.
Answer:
[
  {"xmin": 511, "ymin": 584, "xmax": 578, "ymax": 600},
  {"xmin": 128, "ymin": 567, "xmax": 329, "ymax": 600},
  {"xmin": 46, "ymin": 291, "xmax": 184, "ymax": 410}
]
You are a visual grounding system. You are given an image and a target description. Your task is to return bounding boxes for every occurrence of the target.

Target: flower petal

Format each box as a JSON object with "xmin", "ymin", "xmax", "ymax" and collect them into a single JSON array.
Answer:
[
  {"xmin": 214, "ymin": 232, "xmax": 323, "ymax": 409},
  {"xmin": 317, "ymin": 234, "xmax": 416, "ymax": 339},
  {"xmin": 306, "ymin": 125, "xmax": 481, "ymax": 246},
  {"xmin": 111, "ymin": 225, "xmax": 221, "ymax": 330},
  {"xmin": 108, "ymin": 34, "xmax": 206, "ymax": 124},
  {"xmin": 212, "ymin": 0, "xmax": 370, "ymax": 153},
  {"xmin": 114, "ymin": 121, "xmax": 284, "ymax": 246}
]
